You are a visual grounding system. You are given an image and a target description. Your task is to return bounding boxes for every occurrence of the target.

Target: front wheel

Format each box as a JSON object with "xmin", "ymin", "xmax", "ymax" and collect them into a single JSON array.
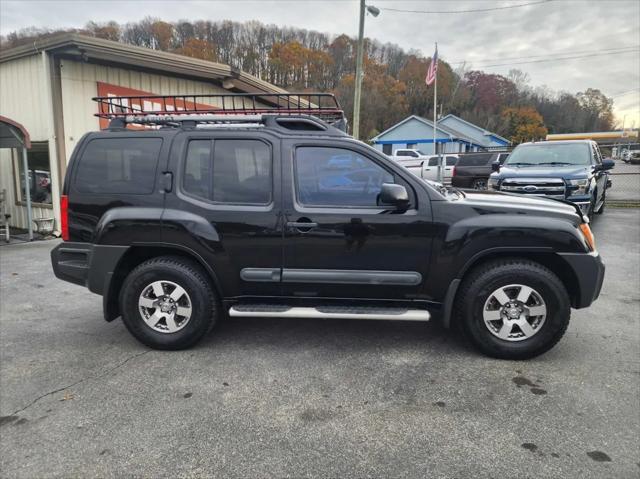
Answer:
[
  {"xmin": 120, "ymin": 256, "xmax": 218, "ymax": 350},
  {"xmin": 454, "ymin": 259, "xmax": 570, "ymax": 359}
]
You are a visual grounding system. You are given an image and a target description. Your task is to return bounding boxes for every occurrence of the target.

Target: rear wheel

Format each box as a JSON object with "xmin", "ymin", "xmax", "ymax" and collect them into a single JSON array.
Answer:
[
  {"xmin": 454, "ymin": 259, "xmax": 570, "ymax": 359},
  {"xmin": 120, "ymin": 256, "xmax": 218, "ymax": 350},
  {"xmin": 472, "ymin": 178, "xmax": 488, "ymax": 190}
]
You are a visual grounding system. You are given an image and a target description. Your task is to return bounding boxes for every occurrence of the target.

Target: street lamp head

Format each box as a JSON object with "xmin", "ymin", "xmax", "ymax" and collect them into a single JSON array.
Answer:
[{"xmin": 366, "ymin": 4, "xmax": 380, "ymax": 17}]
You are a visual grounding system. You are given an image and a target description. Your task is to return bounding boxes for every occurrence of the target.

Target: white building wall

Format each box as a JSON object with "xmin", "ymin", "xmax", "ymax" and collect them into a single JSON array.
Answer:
[
  {"xmin": 59, "ymin": 59, "xmax": 235, "ymax": 165},
  {"xmin": 2, "ymin": 55, "xmax": 265, "ymax": 231},
  {"xmin": 0, "ymin": 54, "xmax": 57, "ymax": 229}
]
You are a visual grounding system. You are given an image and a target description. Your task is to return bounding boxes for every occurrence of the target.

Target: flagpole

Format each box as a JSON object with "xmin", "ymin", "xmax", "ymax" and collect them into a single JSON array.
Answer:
[{"xmin": 433, "ymin": 42, "xmax": 441, "ymax": 182}]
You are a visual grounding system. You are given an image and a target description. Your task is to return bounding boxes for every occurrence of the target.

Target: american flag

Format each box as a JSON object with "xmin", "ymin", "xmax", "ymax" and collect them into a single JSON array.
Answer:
[{"xmin": 425, "ymin": 46, "xmax": 438, "ymax": 86}]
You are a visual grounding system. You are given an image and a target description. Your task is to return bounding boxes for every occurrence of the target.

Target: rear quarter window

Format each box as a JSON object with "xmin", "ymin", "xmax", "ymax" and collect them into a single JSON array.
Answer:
[{"xmin": 74, "ymin": 137, "xmax": 162, "ymax": 194}]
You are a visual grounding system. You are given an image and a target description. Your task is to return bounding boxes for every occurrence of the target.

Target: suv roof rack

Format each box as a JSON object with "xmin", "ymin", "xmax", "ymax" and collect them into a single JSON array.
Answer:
[{"xmin": 92, "ymin": 92, "xmax": 347, "ymax": 131}]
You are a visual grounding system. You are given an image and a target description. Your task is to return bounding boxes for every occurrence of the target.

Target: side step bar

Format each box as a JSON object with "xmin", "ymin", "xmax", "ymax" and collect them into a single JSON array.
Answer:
[{"xmin": 228, "ymin": 304, "xmax": 430, "ymax": 321}]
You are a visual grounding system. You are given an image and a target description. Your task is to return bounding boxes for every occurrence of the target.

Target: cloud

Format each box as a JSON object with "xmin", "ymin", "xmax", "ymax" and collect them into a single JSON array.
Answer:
[{"xmin": 1, "ymin": 0, "xmax": 638, "ymax": 123}]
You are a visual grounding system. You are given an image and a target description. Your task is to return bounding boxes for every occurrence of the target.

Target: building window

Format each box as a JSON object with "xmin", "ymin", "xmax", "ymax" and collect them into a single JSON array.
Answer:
[
  {"xmin": 382, "ymin": 144, "xmax": 392, "ymax": 155},
  {"xmin": 406, "ymin": 143, "xmax": 417, "ymax": 149},
  {"xmin": 13, "ymin": 141, "xmax": 52, "ymax": 206}
]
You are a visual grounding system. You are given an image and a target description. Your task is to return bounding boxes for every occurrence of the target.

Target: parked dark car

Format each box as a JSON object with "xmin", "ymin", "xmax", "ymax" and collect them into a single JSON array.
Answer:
[
  {"xmin": 451, "ymin": 152, "xmax": 509, "ymax": 189},
  {"xmin": 52, "ymin": 110, "xmax": 605, "ymax": 360},
  {"xmin": 489, "ymin": 140, "xmax": 614, "ymax": 218}
]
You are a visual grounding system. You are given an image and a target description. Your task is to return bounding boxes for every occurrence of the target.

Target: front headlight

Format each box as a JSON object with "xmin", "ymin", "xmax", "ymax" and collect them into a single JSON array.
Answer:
[
  {"xmin": 488, "ymin": 178, "xmax": 500, "ymax": 191},
  {"xmin": 568, "ymin": 179, "xmax": 589, "ymax": 196}
]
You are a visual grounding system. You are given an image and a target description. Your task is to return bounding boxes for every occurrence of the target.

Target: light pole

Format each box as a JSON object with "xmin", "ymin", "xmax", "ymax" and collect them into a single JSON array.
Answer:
[{"xmin": 352, "ymin": 0, "xmax": 379, "ymax": 140}]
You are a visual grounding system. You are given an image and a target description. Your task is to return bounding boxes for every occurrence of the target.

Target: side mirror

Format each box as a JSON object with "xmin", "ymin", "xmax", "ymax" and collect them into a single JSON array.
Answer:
[
  {"xmin": 379, "ymin": 183, "xmax": 409, "ymax": 209},
  {"xmin": 599, "ymin": 158, "xmax": 615, "ymax": 171},
  {"xmin": 491, "ymin": 161, "xmax": 501, "ymax": 172}
]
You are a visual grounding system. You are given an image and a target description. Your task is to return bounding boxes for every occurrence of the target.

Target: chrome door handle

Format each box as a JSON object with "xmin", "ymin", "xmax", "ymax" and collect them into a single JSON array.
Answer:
[
  {"xmin": 287, "ymin": 221, "xmax": 318, "ymax": 229},
  {"xmin": 287, "ymin": 218, "xmax": 318, "ymax": 233}
]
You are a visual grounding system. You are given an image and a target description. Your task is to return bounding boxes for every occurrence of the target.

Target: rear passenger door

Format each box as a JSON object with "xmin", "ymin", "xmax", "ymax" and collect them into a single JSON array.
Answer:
[{"xmin": 164, "ymin": 131, "xmax": 283, "ymax": 297}]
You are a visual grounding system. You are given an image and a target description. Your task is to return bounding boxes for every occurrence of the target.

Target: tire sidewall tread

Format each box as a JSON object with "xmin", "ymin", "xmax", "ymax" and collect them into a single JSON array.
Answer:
[
  {"xmin": 455, "ymin": 258, "xmax": 571, "ymax": 360},
  {"xmin": 120, "ymin": 256, "xmax": 218, "ymax": 350}
]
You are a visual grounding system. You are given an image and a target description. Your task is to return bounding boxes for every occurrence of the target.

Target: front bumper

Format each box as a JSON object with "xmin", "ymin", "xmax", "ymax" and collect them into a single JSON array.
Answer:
[{"xmin": 558, "ymin": 252, "xmax": 605, "ymax": 308}]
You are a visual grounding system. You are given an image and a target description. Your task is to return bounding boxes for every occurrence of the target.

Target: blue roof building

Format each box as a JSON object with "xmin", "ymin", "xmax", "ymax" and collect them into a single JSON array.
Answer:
[{"xmin": 370, "ymin": 114, "xmax": 510, "ymax": 155}]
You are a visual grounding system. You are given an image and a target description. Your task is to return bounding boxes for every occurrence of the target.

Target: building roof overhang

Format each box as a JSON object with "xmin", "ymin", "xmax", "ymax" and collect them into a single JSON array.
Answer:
[
  {"xmin": 0, "ymin": 33, "xmax": 287, "ymax": 95},
  {"xmin": 0, "ymin": 115, "xmax": 31, "ymax": 149}
]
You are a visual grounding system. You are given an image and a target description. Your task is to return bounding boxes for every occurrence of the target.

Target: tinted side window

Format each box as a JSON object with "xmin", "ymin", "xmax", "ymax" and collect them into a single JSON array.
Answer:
[
  {"xmin": 428, "ymin": 158, "xmax": 439, "ymax": 166},
  {"xmin": 183, "ymin": 139, "xmax": 272, "ymax": 205},
  {"xmin": 75, "ymin": 138, "xmax": 162, "ymax": 194},
  {"xmin": 446, "ymin": 156, "xmax": 458, "ymax": 166},
  {"xmin": 397, "ymin": 151, "xmax": 409, "ymax": 157},
  {"xmin": 459, "ymin": 154, "xmax": 492, "ymax": 166},
  {"xmin": 295, "ymin": 147, "xmax": 394, "ymax": 207}
]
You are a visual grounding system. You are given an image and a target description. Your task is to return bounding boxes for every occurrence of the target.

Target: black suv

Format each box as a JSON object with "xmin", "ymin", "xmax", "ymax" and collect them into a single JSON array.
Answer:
[
  {"xmin": 451, "ymin": 152, "xmax": 509, "ymax": 190},
  {"xmin": 51, "ymin": 104, "xmax": 605, "ymax": 359}
]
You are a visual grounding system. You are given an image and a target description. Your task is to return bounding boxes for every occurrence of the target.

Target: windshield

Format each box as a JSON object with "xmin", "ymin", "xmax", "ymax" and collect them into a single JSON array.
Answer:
[{"xmin": 505, "ymin": 143, "xmax": 591, "ymax": 166}]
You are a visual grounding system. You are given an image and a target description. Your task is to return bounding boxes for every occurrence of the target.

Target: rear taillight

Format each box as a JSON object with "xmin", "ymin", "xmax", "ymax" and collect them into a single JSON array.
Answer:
[
  {"xmin": 60, "ymin": 195, "xmax": 69, "ymax": 241},
  {"xmin": 452, "ymin": 166, "xmax": 457, "ymax": 177}
]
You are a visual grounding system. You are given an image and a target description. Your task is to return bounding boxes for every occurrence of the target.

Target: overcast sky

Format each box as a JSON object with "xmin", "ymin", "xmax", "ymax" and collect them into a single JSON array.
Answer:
[{"xmin": 1, "ymin": 0, "xmax": 639, "ymax": 126}]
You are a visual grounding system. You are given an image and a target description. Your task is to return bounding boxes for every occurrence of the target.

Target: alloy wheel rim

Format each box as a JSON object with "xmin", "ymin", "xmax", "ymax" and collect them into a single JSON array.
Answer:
[
  {"xmin": 138, "ymin": 280, "xmax": 192, "ymax": 333},
  {"xmin": 482, "ymin": 284, "xmax": 547, "ymax": 342},
  {"xmin": 474, "ymin": 180, "xmax": 487, "ymax": 190}
]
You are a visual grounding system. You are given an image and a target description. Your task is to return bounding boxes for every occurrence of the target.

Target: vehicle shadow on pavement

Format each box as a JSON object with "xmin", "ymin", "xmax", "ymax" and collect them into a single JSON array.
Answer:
[{"xmin": 195, "ymin": 315, "xmax": 472, "ymax": 357}]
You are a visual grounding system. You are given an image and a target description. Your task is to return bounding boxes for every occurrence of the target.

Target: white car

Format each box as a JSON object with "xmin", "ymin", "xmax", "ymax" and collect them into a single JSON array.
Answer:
[
  {"xmin": 421, "ymin": 154, "xmax": 459, "ymax": 184},
  {"xmin": 389, "ymin": 149, "xmax": 430, "ymax": 177},
  {"xmin": 389, "ymin": 149, "xmax": 459, "ymax": 184}
]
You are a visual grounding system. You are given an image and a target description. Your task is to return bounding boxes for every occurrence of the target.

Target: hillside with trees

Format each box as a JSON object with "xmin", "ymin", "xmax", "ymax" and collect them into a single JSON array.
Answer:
[{"xmin": 1, "ymin": 18, "xmax": 615, "ymax": 143}]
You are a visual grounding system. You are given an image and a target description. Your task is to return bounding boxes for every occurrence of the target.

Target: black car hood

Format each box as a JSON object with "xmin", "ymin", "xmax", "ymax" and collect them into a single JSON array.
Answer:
[{"xmin": 455, "ymin": 189, "xmax": 583, "ymax": 221}]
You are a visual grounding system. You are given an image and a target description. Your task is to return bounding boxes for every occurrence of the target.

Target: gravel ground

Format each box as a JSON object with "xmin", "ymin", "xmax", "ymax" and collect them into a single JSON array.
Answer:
[{"xmin": 0, "ymin": 208, "xmax": 638, "ymax": 478}]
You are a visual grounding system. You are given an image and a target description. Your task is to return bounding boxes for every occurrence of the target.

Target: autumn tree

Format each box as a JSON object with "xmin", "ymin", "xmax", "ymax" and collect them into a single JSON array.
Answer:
[
  {"xmin": 501, "ymin": 106, "xmax": 548, "ymax": 144},
  {"xmin": 85, "ymin": 21, "xmax": 121, "ymax": 41},
  {"xmin": 1, "ymin": 18, "xmax": 618, "ymax": 140},
  {"xmin": 335, "ymin": 61, "xmax": 408, "ymax": 139},
  {"xmin": 173, "ymin": 38, "xmax": 217, "ymax": 62}
]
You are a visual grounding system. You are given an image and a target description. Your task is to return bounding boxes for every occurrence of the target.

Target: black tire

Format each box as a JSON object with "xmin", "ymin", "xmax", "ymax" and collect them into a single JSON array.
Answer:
[
  {"xmin": 454, "ymin": 258, "xmax": 570, "ymax": 360},
  {"xmin": 472, "ymin": 178, "xmax": 488, "ymax": 190},
  {"xmin": 595, "ymin": 189, "xmax": 606, "ymax": 215},
  {"xmin": 120, "ymin": 256, "xmax": 218, "ymax": 350}
]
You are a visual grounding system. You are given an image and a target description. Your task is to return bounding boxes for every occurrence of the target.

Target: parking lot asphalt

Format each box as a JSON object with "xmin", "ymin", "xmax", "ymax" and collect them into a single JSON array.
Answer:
[{"xmin": 1, "ymin": 209, "xmax": 639, "ymax": 478}]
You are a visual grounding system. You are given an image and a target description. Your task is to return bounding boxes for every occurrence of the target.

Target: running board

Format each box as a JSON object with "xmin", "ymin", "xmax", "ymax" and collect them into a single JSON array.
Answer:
[{"xmin": 228, "ymin": 304, "xmax": 430, "ymax": 321}]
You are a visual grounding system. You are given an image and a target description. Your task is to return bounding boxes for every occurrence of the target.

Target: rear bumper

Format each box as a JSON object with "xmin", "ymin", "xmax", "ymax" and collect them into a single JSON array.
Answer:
[
  {"xmin": 451, "ymin": 176, "xmax": 474, "ymax": 188},
  {"xmin": 558, "ymin": 252, "xmax": 605, "ymax": 308},
  {"xmin": 51, "ymin": 242, "xmax": 128, "ymax": 295}
]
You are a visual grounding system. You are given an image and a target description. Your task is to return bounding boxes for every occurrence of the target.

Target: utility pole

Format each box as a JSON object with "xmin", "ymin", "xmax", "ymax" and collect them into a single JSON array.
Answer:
[
  {"xmin": 353, "ymin": 0, "xmax": 366, "ymax": 140},
  {"xmin": 352, "ymin": 1, "xmax": 379, "ymax": 140}
]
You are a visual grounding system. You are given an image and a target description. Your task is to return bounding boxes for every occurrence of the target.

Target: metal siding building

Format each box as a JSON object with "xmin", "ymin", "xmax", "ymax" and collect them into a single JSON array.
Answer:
[{"xmin": 0, "ymin": 33, "xmax": 288, "ymax": 232}]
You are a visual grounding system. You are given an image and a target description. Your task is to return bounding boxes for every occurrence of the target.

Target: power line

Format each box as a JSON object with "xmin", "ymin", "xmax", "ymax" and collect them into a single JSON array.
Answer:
[
  {"xmin": 449, "ymin": 45, "xmax": 640, "ymax": 65},
  {"xmin": 380, "ymin": 0, "xmax": 554, "ymax": 14},
  {"xmin": 468, "ymin": 48, "xmax": 639, "ymax": 69}
]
